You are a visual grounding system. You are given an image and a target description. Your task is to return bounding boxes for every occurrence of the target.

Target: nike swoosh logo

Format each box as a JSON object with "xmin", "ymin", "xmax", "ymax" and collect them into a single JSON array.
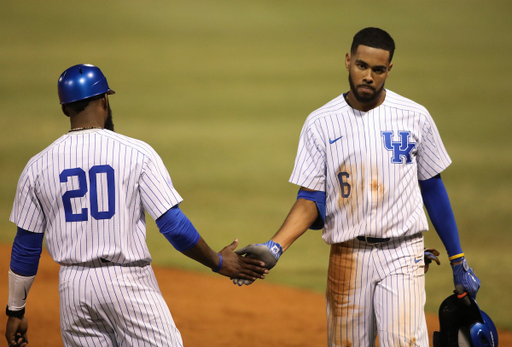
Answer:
[
  {"xmin": 329, "ymin": 136, "xmax": 343, "ymax": 144},
  {"xmin": 414, "ymin": 258, "xmax": 422, "ymax": 263},
  {"xmin": 23, "ymin": 288, "xmax": 27, "ymax": 301}
]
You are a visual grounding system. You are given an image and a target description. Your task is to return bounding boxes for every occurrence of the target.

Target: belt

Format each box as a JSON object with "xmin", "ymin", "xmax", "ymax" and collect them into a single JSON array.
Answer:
[{"xmin": 356, "ymin": 236, "xmax": 391, "ymax": 244}]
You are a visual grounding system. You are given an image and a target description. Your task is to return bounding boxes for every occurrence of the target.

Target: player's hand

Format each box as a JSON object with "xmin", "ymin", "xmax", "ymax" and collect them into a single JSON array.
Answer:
[
  {"xmin": 5, "ymin": 316, "xmax": 28, "ymax": 347},
  {"xmin": 424, "ymin": 247, "xmax": 440, "ymax": 273},
  {"xmin": 216, "ymin": 239, "xmax": 269, "ymax": 280},
  {"xmin": 451, "ymin": 257, "xmax": 480, "ymax": 299},
  {"xmin": 231, "ymin": 240, "xmax": 283, "ymax": 286}
]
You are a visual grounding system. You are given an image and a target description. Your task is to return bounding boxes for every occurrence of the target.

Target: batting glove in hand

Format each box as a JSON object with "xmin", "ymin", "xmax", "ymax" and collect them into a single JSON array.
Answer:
[
  {"xmin": 452, "ymin": 257, "xmax": 480, "ymax": 299},
  {"xmin": 424, "ymin": 248, "xmax": 441, "ymax": 273},
  {"xmin": 232, "ymin": 240, "xmax": 283, "ymax": 286}
]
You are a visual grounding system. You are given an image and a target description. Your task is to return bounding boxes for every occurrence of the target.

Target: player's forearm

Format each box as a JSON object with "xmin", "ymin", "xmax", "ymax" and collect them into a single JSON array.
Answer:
[
  {"xmin": 7, "ymin": 228, "xmax": 43, "ymax": 316},
  {"xmin": 10, "ymin": 227, "xmax": 44, "ymax": 276},
  {"xmin": 181, "ymin": 236, "xmax": 220, "ymax": 270},
  {"xmin": 7, "ymin": 269, "xmax": 35, "ymax": 315},
  {"xmin": 419, "ymin": 174, "xmax": 463, "ymax": 258},
  {"xmin": 271, "ymin": 198, "xmax": 318, "ymax": 252}
]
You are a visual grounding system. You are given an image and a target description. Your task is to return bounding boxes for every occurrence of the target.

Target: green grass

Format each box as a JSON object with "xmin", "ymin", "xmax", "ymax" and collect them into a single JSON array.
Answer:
[{"xmin": 1, "ymin": 0, "xmax": 511, "ymax": 331}]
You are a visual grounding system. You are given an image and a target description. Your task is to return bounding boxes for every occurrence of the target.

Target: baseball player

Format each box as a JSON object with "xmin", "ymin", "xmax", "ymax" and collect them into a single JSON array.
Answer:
[
  {"xmin": 234, "ymin": 28, "xmax": 480, "ymax": 347},
  {"xmin": 5, "ymin": 64, "xmax": 268, "ymax": 347}
]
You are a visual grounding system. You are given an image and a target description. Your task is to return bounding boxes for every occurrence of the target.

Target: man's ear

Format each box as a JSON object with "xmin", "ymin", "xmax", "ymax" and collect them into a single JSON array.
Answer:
[
  {"xmin": 345, "ymin": 53, "xmax": 351, "ymax": 71},
  {"xmin": 61, "ymin": 105, "xmax": 70, "ymax": 117},
  {"xmin": 103, "ymin": 94, "xmax": 109, "ymax": 110}
]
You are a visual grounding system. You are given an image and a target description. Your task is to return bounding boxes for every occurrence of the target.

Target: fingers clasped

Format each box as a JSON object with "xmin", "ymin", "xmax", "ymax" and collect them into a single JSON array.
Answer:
[
  {"xmin": 217, "ymin": 240, "xmax": 269, "ymax": 280},
  {"xmin": 232, "ymin": 240, "xmax": 283, "ymax": 287}
]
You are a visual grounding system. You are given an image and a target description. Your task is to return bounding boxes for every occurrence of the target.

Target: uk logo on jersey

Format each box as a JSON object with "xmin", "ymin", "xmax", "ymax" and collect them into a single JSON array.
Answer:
[{"xmin": 381, "ymin": 131, "xmax": 416, "ymax": 164}]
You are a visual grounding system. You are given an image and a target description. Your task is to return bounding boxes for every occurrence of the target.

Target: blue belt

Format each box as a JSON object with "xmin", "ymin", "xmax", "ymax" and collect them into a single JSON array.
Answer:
[{"xmin": 356, "ymin": 236, "xmax": 391, "ymax": 244}]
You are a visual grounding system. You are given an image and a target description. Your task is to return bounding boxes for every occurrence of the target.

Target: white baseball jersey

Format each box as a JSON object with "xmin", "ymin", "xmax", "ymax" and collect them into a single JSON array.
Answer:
[
  {"xmin": 290, "ymin": 89, "xmax": 451, "ymax": 347},
  {"xmin": 10, "ymin": 128, "xmax": 183, "ymax": 264},
  {"xmin": 10, "ymin": 128, "xmax": 185, "ymax": 346},
  {"xmin": 289, "ymin": 89, "xmax": 451, "ymax": 244}
]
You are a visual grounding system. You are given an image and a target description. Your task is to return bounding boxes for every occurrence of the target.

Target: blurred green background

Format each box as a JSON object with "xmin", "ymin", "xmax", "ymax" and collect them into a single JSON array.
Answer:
[{"xmin": 1, "ymin": 0, "xmax": 511, "ymax": 331}]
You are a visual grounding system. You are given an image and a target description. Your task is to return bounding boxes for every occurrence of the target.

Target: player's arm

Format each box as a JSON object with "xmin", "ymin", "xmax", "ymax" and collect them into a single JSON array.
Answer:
[
  {"xmin": 237, "ymin": 186, "xmax": 323, "ymax": 260},
  {"xmin": 155, "ymin": 206, "xmax": 268, "ymax": 280},
  {"xmin": 270, "ymin": 187, "xmax": 325, "ymax": 251},
  {"xmin": 419, "ymin": 174, "xmax": 480, "ymax": 298},
  {"xmin": 5, "ymin": 227, "xmax": 43, "ymax": 347},
  {"xmin": 232, "ymin": 187, "xmax": 324, "ymax": 286}
]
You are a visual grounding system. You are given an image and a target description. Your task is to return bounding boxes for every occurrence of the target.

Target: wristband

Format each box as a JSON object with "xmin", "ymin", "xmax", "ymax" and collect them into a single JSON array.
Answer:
[
  {"xmin": 263, "ymin": 240, "xmax": 283, "ymax": 260},
  {"xmin": 6, "ymin": 306, "xmax": 25, "ymax": 318},
  {"xmin": 8, "ymin": 269, "xmax": 35, "ymax": 311},
  {"xmin": 212, "ymin": 253, "xmax": 223, "ymax": 272},
  {"xmin": 449, "ymin": 253, "xmax": 465, "ymax": 262}
]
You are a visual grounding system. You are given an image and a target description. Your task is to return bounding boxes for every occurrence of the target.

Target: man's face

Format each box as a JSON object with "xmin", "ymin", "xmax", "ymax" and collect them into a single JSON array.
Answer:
[{"xmin": 346, "ymin": 45, "xmax": 392, "ymax": 105}]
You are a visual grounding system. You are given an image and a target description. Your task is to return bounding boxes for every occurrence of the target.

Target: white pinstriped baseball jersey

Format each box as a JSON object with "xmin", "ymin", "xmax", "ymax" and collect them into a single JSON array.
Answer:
[
  {"xmin": 10, "ymin": 128, "xmax": 183, "ymax": 265},
  {"xmin": 290, "ymin": 89, "xmax": 451, "ymax": 244}
]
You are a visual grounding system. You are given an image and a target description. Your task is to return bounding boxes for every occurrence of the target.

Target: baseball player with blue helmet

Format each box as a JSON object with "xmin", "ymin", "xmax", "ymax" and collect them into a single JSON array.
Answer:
[
  {"xmin": 5, "ymin": 64, "xmax": 268, "ymax": 347},
  {"xmin": 234, "ymin": 28, "xmax": 480, "ymax": 347}
]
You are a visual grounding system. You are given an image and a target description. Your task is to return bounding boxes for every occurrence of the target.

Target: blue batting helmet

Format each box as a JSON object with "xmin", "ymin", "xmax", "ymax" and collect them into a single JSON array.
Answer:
[
  {"xmin": 433, "ymin": 291, "xmax": 498, "ymax": 347},
  {"xmin": 57, "ymin": 64, "xmax": 115, "ymax": 104}
]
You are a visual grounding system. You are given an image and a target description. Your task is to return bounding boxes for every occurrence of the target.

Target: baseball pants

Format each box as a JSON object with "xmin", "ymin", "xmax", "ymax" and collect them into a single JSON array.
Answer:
[
  {"xmin": 59, "ymin": 261, "xmax": 184, "ymax": 347},
  {"xmin": 326, "ymin": 233, "xmax": 428, "ymax": 347}
]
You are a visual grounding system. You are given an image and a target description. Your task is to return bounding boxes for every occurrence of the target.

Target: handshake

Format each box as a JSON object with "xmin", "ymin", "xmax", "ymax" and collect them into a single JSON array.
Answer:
[{"xmin": 232, "ymin": 240, "xmax": 283, "ymax": 286}]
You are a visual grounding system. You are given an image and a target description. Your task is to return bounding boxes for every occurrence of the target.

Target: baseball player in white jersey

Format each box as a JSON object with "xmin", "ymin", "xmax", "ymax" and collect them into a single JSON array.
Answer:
[
  {"xmin": 5, "ymin": 64, "xmax": 268, "ymax": 347},
  {"xmin": 234, "ymin": 28, "xmax": 480, "ymax": 347}
]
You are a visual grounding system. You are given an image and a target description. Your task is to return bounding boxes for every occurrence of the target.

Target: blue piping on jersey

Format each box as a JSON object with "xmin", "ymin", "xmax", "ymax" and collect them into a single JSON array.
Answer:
[
  {"xmin": 297, "ymin": 189, "xmax": 326, "ymax": 230},
  {"xmin": 10, "ymin": 227, "xmax": 44, "ymax": 276},
  {"xmin": 156, "ymin": 206, "xmax": 200, "ymax": 252},
  {"xmin": 419, "ymin": 174, "xmax": 463, "ymax": 257}
]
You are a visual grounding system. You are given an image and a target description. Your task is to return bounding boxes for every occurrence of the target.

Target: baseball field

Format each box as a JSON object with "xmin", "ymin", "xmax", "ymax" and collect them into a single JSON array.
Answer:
[{"xmin": 1, "ymin": 0, "xmax": 511, "ymax": 345}]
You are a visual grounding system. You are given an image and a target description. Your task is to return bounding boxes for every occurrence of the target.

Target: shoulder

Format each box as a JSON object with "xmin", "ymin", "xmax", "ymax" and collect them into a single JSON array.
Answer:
[
  {"xmin": 97, "ymin": 130, "xmax": 162, "ymax": 158},
  {"xmin": 20, "ymin": 134, "xmax": 69, "ymax": 174},
  {"xmin": 303, "ymin": 93, "xmax": 351, "ymax": 126},
  {"xmin": 383, "ymin": 90, "xmax": 431, "ymax": 115}
]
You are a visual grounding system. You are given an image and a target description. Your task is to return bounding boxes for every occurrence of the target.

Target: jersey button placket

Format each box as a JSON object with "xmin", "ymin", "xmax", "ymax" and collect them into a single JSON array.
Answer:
[{"xmin": 360, "ymin": 110, "xmax": 372, "ymax": 238}]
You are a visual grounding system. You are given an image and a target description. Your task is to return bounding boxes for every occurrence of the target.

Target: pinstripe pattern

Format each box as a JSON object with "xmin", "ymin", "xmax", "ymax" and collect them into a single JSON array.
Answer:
[
  {"xmin": 59, "ymin": 263, "xmax": 183, "ymax": 347},
  {"xmin": 289, "ymin": 90, "xmax": 451, "ymax": 245},
  {"xmin": 10, "ymin": 129, "xmax": 182, "ymax": 264},
  {"xmin": 326, "ymin": 235, "xmax": 428, "ymax": 347},
  {"xmin": 10, "ymin": 128, "xmax": 185, "ymax": 346},
  {"xmin": 290, "ymin": 90, "xmax": 449, "ymax": 346}
]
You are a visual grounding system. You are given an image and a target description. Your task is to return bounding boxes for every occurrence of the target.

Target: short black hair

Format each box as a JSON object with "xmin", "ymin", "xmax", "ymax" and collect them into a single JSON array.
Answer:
[
  {"xmin": 350, "ymin": 27, "xmax": 395, "ymax": 62},
  {"xmin": 62, "ymin": 94, "xmax": 105, "ymax": 116}
]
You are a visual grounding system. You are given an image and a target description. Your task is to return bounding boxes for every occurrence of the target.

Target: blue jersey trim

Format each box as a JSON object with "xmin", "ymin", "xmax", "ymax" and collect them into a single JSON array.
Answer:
[
  {"xmin": 297, "ymin": 189, "xmax": 326, "ymax": 230},
  {"xmin": 10, "ymin": 227, "xmax": 44, "ymax": 276},
  {"xmin": 419, "ymin": 174, "xmax": 463, "ymax": 257},
  {"xmin": 156, "ymin": 206, "xmax": 200, "ymax": 252}
]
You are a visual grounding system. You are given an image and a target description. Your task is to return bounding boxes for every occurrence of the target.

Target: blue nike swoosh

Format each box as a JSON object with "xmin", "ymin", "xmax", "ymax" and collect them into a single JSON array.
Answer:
[
  {"xmin": 329, "ymin": 136, "xmax": 343, "ymax": 144},
  {"xmin": 414, "ymin": 258, "xmax": 422, "ymax": 263}
]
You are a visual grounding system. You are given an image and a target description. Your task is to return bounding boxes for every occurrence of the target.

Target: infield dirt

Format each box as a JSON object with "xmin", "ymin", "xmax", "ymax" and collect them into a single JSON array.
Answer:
[{"xmin": 1, "ymin": 244, "xmax": 509, "ymax": 347}]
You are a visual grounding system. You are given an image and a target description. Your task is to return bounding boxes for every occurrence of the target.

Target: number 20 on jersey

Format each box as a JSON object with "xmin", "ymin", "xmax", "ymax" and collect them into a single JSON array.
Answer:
[{"xmin": 60, "ymin": 165, "xmax": 115, "ymax": 222}]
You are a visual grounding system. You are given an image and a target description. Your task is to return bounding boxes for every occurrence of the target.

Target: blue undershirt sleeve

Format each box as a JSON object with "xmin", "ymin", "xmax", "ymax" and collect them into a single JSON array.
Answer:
[
  {"xmin": 10, "ymin": 227, "xmax": 44, "ymax": 276},
  {"xmin": 297, "ymin": 189, "xmax": 326, "ymax": 230},
  {"xmin": 156, "ymin": 206, "xmax": 201, "ymax": 252},
  {"xmin": 419, "ymin": 174, "xmax": 463, "ymax": 257}
]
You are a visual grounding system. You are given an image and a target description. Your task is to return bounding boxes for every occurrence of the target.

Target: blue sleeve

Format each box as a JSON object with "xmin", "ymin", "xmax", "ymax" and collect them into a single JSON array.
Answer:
[
  {"xmin": 10, "ymin": 227, "xmax": 44, "ymax": 276},
  {"xmin": 419, "ymin": 174, "xmax": 463, "ymax": 257},
  {"xmin": 297, "ymin": 189, "xmax": 326, "ymax": 230},
  {"xmin": 156, "ymin": 206, "xmax": 201, "ymax": 252}
]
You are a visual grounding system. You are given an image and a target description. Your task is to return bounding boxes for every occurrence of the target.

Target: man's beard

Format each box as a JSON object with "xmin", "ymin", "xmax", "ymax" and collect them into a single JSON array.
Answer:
[
  {"xmin": 104, "ymin": 105, "xmax": 114, "ymax": 131},
  {"xmin": 348, "ymin": 73, "xmax": 385, "ymax": 104}
]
